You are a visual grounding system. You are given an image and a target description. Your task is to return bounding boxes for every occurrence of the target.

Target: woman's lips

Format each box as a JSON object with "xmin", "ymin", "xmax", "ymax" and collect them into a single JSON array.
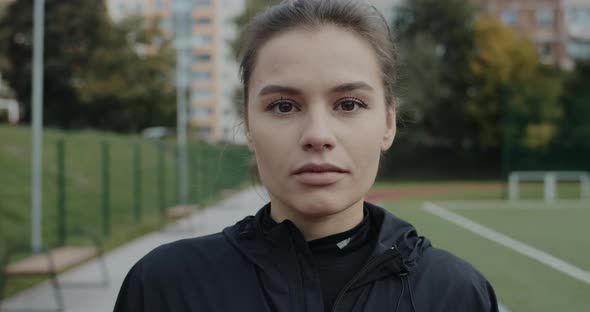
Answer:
[{"xmin": 293, "ymin": 171, "xmax": 347, "ymax": 186}]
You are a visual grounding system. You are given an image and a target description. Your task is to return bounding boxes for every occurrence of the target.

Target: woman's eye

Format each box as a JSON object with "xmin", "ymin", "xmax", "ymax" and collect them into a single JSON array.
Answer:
[
  {"xmin": 269, "ymin": 101, "xmax": 299, "ymax": 114},
  {"xmin": 336, "ymin": 99, "xmax": 365, "ymax": 112}
]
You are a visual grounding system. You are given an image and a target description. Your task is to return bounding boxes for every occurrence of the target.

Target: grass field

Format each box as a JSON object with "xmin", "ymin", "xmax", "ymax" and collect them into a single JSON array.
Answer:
[{"xmin": 382, "ymin": 183, "xmax": 590, "ymax": 312}]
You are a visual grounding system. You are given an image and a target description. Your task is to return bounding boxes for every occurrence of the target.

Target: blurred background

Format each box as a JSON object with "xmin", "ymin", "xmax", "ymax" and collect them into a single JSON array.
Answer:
[{"xmin": 0, "ymin": 0, "xmax": 588, "ymax": 311}]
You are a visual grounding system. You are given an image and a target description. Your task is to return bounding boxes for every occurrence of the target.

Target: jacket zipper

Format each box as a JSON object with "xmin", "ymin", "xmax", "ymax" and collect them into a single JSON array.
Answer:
[{"xmin": 330, "ymin": 246, "xmax": 397, "ymax": 312}]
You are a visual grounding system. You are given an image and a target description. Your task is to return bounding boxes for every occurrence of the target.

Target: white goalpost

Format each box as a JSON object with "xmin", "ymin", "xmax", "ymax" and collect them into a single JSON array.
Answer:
[{"xmin": 508, "ymin": 171, "xmax": 590, "ymax": 202}]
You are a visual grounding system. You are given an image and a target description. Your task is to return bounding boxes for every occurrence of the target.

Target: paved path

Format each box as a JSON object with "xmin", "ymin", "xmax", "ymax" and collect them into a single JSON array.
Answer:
[{"xmin": 1, "ymin": 187, "xmax": 269, "ymax": 312}]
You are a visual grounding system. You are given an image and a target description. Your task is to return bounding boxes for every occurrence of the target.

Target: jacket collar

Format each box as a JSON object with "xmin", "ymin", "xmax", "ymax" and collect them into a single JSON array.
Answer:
[{"xmin": 222, "ymin": 201, "xmax": 431, "ymax": 281}]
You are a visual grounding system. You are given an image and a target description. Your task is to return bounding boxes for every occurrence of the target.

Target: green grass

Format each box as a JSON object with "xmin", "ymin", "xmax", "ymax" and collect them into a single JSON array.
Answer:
[
  {"xmin": 0, "ymin": 125, "xmax": 250, "ymax": 298},
  {"xmin": 378, "ymin": 182, "xmax": 590, "ymax": 312},
  {"xmin": 0, "ymin": 127, "xmax": 178, "ymax": 250}
]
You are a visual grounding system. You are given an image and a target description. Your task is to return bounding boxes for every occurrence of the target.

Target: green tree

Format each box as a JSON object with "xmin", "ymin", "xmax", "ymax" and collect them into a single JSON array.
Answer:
[
  {"xmin": 0, "ymin": 0, "xmax": 110, "ymax": 128},
  {"xmin": 394, "ymin": 0, "xmax": 477, "ymax": 150},
  {"xmin": 467, "ymin": 17, "xmax": 562, "ymax": 153},
  {"xmin": 77, "ymin": 15, "xmax": 175, "ymax": 132},
  {"xmin": 0, "ymin": 1, "xmax": 175, "ymax": 132},
  {"xmin": 558, "ymin": 59, "xmax": 590, "ymax": 148}
]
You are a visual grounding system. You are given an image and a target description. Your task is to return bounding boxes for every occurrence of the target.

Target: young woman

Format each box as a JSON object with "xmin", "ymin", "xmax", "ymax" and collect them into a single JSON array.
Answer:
[{"xmin": 114, "ymin": 1, "xmax": 499, "ymax": 311}]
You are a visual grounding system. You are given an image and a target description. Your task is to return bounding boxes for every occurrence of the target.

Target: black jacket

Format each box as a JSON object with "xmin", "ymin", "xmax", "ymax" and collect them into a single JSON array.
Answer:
[{"xmin": 114, "ymin": 202, "xmax": 498, "ymax": 311}]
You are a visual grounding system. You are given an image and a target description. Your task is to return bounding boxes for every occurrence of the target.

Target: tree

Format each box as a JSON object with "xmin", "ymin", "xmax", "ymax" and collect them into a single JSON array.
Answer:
[
  {"xmin": 467, "ymin": 17, "xmax": 562, "ymax": 153},
  {"xmin": 393, "ymin": 0, "xmax": 478, "ymax": 150},
  {"xmin": 558, "ymin": 59, "xmax": 590, "ymax": 148},
  {"xmin": 77, "ymin": 15, "xmax": 176, "ymax": 132},
  {"xmin": 0, "ymin": 0, "xmax": 110, "ymax": 129},
  {"xmin": 0, "ymin": 0, "xmax": 176, "ymax": 132}
]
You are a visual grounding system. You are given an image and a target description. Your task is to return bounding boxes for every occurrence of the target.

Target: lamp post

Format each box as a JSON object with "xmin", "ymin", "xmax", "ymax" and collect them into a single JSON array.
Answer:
[
  {"xmin": 31, "ymin": 0, "xmax": 45, "ymax": 253},
  {"xmin": 173, "ymin": 0, "xmax": 192, "ymax": 205}
]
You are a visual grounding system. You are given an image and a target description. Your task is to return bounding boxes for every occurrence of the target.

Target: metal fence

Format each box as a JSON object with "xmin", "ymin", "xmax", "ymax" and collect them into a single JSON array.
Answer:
[{"xmin": 0, "ymin": 136, "xmax": 251, "ymax": 253}]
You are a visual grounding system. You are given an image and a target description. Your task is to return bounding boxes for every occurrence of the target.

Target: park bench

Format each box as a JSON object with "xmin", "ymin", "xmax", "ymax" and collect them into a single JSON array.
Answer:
[
  {"xmin": 166, "ymin": 204, "xmax": 197, "ymax": 219},
  {"xmin": 0, "ymin": 230, "xmax": 109, "ymax": 312}
]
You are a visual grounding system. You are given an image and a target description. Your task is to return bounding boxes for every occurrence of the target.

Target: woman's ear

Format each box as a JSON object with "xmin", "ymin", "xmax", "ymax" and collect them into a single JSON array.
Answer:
[{"xmin": 381, "ymin": 105, "xmax": 396, "ymax": 151}]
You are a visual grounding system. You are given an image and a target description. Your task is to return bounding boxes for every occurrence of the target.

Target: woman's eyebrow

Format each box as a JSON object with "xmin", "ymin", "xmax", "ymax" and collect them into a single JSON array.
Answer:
[
  {"xmin": 258, "ymin": 82, "xmax": 374, "ymax": 97},
  {"xmin": 258, "ymin": 85, "xmax": 302, "ymax": 97},
  {"xmin": 330, "ymin": 81, "xmax": 374, "ymax": 93}
]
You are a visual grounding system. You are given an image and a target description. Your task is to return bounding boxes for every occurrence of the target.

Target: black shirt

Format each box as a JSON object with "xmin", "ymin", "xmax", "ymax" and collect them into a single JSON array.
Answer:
[{"xmin": 262, "ymin": 207, "xmax": 375, "ymax": 312}]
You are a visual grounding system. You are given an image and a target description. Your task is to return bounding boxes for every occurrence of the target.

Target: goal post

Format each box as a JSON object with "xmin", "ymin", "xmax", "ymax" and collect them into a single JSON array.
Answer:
[{"xmin": 508, "ymin": 171, "xmax": 590, "ymax": 202}]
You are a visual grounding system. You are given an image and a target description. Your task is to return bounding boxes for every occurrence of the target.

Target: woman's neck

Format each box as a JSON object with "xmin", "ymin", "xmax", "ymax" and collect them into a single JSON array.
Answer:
[{"xmin": 269, "ymin": 197, "xmax": 365, "ymax": 241}]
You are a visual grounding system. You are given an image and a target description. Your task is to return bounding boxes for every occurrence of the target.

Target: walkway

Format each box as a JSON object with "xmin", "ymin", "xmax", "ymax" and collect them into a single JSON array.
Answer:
[{"xmin": 1, "ymin": 187, "xmax": 269, "ymax": 312}]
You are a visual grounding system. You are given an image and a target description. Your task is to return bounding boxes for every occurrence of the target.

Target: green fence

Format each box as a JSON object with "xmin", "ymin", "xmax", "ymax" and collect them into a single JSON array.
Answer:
[{"xmin": 0, "ymin": 127, "xmax": 250, "ymax": 256}]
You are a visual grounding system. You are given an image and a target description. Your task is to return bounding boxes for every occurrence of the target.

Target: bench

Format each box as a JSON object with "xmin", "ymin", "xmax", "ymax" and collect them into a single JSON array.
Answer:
[
  {"xmin": 0, "ymin": 230, "xmax": 109, "ymax": 312},
  {"xmin": 166, "ymin": 205, "xmax": 197, "ymax": 219}
]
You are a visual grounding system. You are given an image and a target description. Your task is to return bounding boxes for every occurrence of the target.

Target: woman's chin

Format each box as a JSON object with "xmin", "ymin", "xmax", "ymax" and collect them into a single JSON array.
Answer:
[{"xmin": 286, "ymin": 196, "xmax": 362, "ymax": 219}]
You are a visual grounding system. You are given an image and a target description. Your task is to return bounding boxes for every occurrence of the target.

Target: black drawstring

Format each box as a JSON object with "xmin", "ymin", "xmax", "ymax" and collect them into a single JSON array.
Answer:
[
  {"xmin": 405, "ymin": 276, "xmax": 417, "ymax": 312},
  {"xmin": 394, "ymin": 276, "xmax": 405, "ymax": 312},
  {"xmin": 395, "ymin": 277, "xmax": 417, "ymax": 312}
]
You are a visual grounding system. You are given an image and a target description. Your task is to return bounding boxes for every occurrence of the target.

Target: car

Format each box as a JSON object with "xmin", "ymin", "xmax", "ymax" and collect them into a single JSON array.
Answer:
[{"xmin": 142, "ymin": 126, "xmax": 170, "ymax": 140}]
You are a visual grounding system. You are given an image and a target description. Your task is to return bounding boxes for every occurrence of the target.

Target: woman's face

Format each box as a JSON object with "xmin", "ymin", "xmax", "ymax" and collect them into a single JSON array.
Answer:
[{"xmin": 246, "ymin": 25, "xmax": 396, "ymax": 219}]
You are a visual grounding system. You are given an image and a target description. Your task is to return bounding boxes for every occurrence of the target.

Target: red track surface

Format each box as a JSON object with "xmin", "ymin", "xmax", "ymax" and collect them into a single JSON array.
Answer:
[{"xmin": 366, "ymin": 183, "xmax": 501, "ymax": 203}]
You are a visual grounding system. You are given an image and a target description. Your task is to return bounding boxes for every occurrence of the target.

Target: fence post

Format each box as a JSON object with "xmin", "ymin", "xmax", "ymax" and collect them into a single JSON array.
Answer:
[
  {"xmin": 544, "ymin": 172, "xmax": 557, "ymax": 203},
  {"xmin": 56, "ymin": 139, "xmax": 66, "ymax": 246},
  {"xmin": 581, "ymin": 173, "xmax": 590, "ymax": 200},
  {"xmin": 157, "ymin": 142, "xmax": 166, "ymax": 217},
  {"xmin": 102, "ymin": 142, "xmax": 111, "ymax": 236},
  {"xmin": 508, "ymin": 172, "xmax": 518, "ymax": 202},
  {"xmin": 189, "ymin": 143, "xmax": 201, "ymax": 204},
  {"xmin": 133, "ymin": 143, "xmax": 142, "ymax": 223},
  {"xmin": 175, "ymin": 144, "xmax": 180, "ymax": 205},
  {"xmin": 203, "ymin": 146, "xmax": 210, "ymax": 201}
]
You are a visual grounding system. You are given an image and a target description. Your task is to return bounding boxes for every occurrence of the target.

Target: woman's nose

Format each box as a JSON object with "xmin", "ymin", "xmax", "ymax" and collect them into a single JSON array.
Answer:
[{"xmin": 299, "ymin": 112, "xmax": 336, "ymax": 152}]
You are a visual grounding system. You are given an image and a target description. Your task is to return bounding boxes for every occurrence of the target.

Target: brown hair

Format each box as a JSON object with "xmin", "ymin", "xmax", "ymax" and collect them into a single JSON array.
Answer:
[{"xmin": 238, "ymin": 0, "xmax": 398, "ymax": 125}]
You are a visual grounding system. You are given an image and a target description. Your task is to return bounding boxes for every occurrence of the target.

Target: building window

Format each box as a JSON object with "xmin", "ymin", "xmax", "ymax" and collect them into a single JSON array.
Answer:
[
  {"xmin": 195, "ymin": 17, "xmax": 211, "ymax": 25},
  {"xmin": 201, "ymin": 35, "xmax": 212, "ymax": 44},
  {"xmin": 582, "ymin": 8, "xmax": 590, "ymax": 26},
  {"xmin": 569, "ymin": 8, "xmax": 590, "ymax": 25},
  {"xmin": 192, "ymin": 35, "xmax": 212, "ymax": 46},
  {"xmin": 194, "ymin": 0, "xmax": 211, "ymax": 8},
  {"xmin": 193, "ymin": 71, "xmax": 211, "ymax": 81},
  {"xmin": 536, "ymin": 8, "xmax": 554, "ymax": 26},
  {"xmin": 538, "ymin": 42, "xmax": 553, "ymax": 58},
  {"xmin": 501, "ymin": 8, "xmax": 519, "ymax": 25},
  {"xmin": 192, "ymin": 89, "xmax": 213, "ymax": 101},
  {"xmin": 569, "ymin": 8, "xmax": 578, "ymax": 23},
  {"xmin": 194, "ymin": 53, "xmax": 211, "ymax": 62},
  {"xmin": 568, "ymin": 41, "xmax": 590, "ymax": 59},
  {"xmin": 192, "ymin": 107, "xmax": 212, "ymax": 117}
]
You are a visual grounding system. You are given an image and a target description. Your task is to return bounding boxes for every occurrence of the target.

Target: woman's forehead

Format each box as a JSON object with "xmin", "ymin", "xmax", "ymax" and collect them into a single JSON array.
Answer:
[{"xmin": 249, "ymin": 25, "xmax": 383, "ymax": 96}]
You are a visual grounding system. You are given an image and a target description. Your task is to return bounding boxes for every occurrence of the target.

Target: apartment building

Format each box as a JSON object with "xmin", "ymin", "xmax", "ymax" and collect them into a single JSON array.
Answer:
[
  {"xmin": 481, "ymin": 0, "xmax": 568, "ymax": 67},
  {"xmin": 107, "ymin": 0, "xmax": 246, "ymax": 143},
  {"xmin": 563, "ymin": 0, "xmax": 590, "ymax": 65}
]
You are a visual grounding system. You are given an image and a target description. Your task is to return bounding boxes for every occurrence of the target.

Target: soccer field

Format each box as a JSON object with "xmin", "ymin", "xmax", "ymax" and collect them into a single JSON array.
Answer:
[{"xmin": 385, "ymin": 198, "xmax": 590, "ymax": 312}]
